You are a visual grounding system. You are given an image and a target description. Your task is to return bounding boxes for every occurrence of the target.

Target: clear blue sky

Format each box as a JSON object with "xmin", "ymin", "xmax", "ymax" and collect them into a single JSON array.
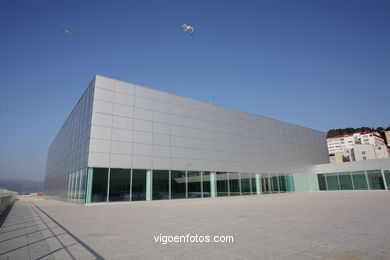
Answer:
[{"xmin": 0, "ymin": 0, "xmax": 389, "ymax": 181}]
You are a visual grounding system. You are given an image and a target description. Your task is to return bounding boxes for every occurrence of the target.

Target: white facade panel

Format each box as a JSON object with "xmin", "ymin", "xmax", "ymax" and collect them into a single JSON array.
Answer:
[
  {"xmin": 114, "ymin": 92, "xmax": 134, "ymax": 106},
  {"xmin": 111, "ymin": 141, "xmax": 132, "ymax": 155},
  {"xmin": 112, "ymin": 116, "xmax": 133, "ymax": 130},
  {"xmin": 91, "ymin": 112, "xmax": 113, "ymax": 127}
]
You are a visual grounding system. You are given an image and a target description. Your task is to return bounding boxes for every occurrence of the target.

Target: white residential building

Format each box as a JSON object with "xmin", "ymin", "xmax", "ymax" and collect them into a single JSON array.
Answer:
[
  {"xmin": 349, "ymin": 144, "xmax": 389, "ymax": 161},
  {"xmin": 384, "ymin": 131, "xmax": 390, "ymax": 147},
  {"xmin": 327, "ymin": 132, "xmax": 385, "ymax": 155}
]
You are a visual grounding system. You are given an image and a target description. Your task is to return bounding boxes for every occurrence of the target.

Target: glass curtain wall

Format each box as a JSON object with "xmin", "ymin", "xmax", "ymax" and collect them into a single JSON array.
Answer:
[
  {"xmin": 286, "ymin": 175, "xmax": 295, "ymax": 192},
  {"xmin": 326, "ymin": 173, "xmax": 339, "ymax": 190},
  {"xmin": 366, "ymin": 170, "xmax": 385, "ymax": 190},
  {"xmin": 109, "ymin": 169, "xmax": 131, "ymax": 202},
  {"xmin": 79, "ymin": 169, "xmax": 87, "ymax": 203},
  {"xmin": 229, "ymin": 172, "xmax": 240, "ymax": 196},
  {"xmin": 91, "ymin": 168, "xmax": 108, "ymax": 202},
  {"xmin": 261, "ymin": 177, "xmax": 271, "ymax": 194},
  {"xmin": 272, "ymin": 176, "xmax": 279, "ymax": 193},
  {"xmin": 152, "ymin": 170, "xmax": 169, "ymax": 200},
  {"xmin": 279, "ymin": 176, "xmax": 287, "ymax": 192},
  {"xmin": 338, "ymin": 172, "xmax": 354, "ymax": 190},
  {"xmin": 318, "ymin": 174, "xmax": 327, "ymax": 190},
  {"xmin": 171, "ymin": 170, "xmax": 186, "ymax": 199},
  {"xmin": 241, "ymin": 173, "xmax": 251, "ymax": 195},
  {"xmin": 202, "ymin": 172, "xmax": 211, "ymax": 197},
  {"xmin": 351, "ymin": 171, "xmax": 368, "ymax": 190},
  {"xmin": 250, "ymin": 174, "xmax": 257, "ymax": 194},
  {"xmin": 317, "ymin": 170, "xmax": 387, "ymax": 191},
  {"xmin": 216, "ymin": 172, "xmax": 229, "ymax": 197},
  {"xmin": 384, "ymin": 170, "xmax": 390, "ymax": 190},
  {"xmin": 131, "ymin": 169, "xmax": 147, "ymax": 201},
  {"xmin": 187, "ymin": 171, "xmax": 202, "ymax": 198}
]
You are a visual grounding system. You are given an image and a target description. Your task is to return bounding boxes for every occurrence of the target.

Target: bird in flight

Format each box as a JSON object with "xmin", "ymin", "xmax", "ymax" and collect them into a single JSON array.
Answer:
[
  {"xmin": 60, "ymin": 29, "xmax": 71, "ymax": 34},
  {"xmin": 182, "ymin": 24, "xmax": 194, "ymax": 36}
]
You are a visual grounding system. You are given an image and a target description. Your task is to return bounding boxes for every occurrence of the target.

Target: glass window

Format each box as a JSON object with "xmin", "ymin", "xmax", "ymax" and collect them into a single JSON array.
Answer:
[
  {"xmin": 152, "ymin": 170, "xmax": 169, "ymax": 200},
  {"xmin": 250, "ymin": 174, "xmax": 257, "ymax": 194},
  {"xmin": 188, "ymin": 171, "xmax": 202, "ymax": 198},
  {"xmin": 91, "ymin": 168, "xmax": 108, "ymax": 202},
  {"xmin": 216, "ymin": 172, "xmax": 229, "ymax": 197},
  {"xmin": 67, "ymin": 173, "xmax": 73, "ymax": 201},
  {"xmin": 272, "ymin": 176, "xmax": 279, "ymax": 192},
  {"xmin": 69, "ymin": 172, "xmax": 75, "ymax": 201},
  {"xmin": 366, "ymin": 170, "xmax": 385, "ymax": 190},
  {"xmin": 109, "ymin": 169, "xmax": 131, "ymax": 202},
  {"xmin": 351, "ymin": 171, "xmax": 368, "ymax": 190},
  {"xmin": 279, "ymin": 176, "xmax": 287, "ymax": 192},
  {"xmin": 326, "ymin": 173, "xmax": 339, "ymax": 190},
  {"xmin": 73, "ymin": 171, "xmax": 80, "ymax": 202},
  {"xmin": 131, "ymin": 169, "xmax": 147, "ymax": 201},
  {"xmin": 202, "ymin": 172, "xmax": 211, "ymax": 198},
  {"xmin": 286, "ymin": 175, "xmax": 295, "ymax": 192},
  {"xmin": 241, "ymin": 173, "xmax": 251, "ymax": 195},
  {"xmin": 262, "ymin": 177, "xmax": 271, "ymax": 194},
  {"xmin": 79, "ymin": 169, "xmax": 87, "ymax": 203},
  {"xmin": 384, "ymin": 170, "xmax": 390, "ymax": 190},
  {"xmin": 317, "ymin": 174, "xmax": 327, "ymax": 190},
  {"xmin": 171, "ymin": 170, "xmax": 186, "ymax": 199},
  {"xmin": 338, "ymin": 172, "xmax": 353, "ymax": 190},
  {"xmin": 229, "ymin": 172, "xmax": 240, "ymax": 196}
]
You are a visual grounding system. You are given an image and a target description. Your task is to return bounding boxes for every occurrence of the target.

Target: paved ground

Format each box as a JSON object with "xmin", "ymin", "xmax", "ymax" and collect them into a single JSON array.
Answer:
[{"xmin": 1, "ymin": 191, "xmax": 390, "ymax": 260}]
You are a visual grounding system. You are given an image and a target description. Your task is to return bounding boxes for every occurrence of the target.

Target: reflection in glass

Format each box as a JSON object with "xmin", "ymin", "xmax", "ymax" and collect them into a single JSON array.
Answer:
[
  {"xmin": 216, "ymin": 172, "xmax": 229, "ymax": 197},
  {"xmin": 202, "ymin": 172, "xmax": 211, "ymax": 197},
  {"xmin": 132, "ymin": 169, "xmax": 146, "ymax": 201},
  {"xmin": 67, "ymin": 173, "xmax": 72, "ymax": 201},
  {"xmin": 272, "ymin": 176, "xmax": 279, "ymax": 193},
  {"xmin": 326, "ymin": 173, "xmax": 339, "ymax": 190},
  {"xmin": 241, "ymin": 173, "xmax": 251, "ymax": 195},
  {"xmin": 317, "ymin": 174, "xmax": 327, "ymax": 190},
  {"xmin": 74, "ymin": 171, "xmax": 80, "ymax": 202},
  {"xmin": 152, "ymin": 170, "xmax": 169, "ymax": 200},
  {"xmin": 229, "ymin": 172, "xmax": 240, "ymax": 196},
  {"xmin": 251, "ymin": 174, "xmax": 257, "ymax": 194},
  {"xmin": 262, "ymin": 177, "xmax": 271, "ymax": 193},
  {"xmin": 109, "ymin": 169, "xmax": 130, "ymax": 201},
  {"xmin": 188, "ymin": 171, "xmax": 202, "ymax": 198},
  {"xmin": 91, "ymin": 168, "xmax": 108, "ymax": 202},
  {"xmin": 366, "ymin": 170, "xmax": 385, "ymax": 190},
  {"xmin": 79, "ymin": 169, "xmax": 87, "ymax": 203},
  {"xmin": 69, "ymin": 172, "xmax": 75, "ymax": 201},
  {"xmin": 338, "ymin": 172, "xmax": 353, "ymax": 190},
  {"xmin": 384, "ymin": 170, "xmax": 390, "ymax": 190},
  {"xmin": 286, "ymin": 175, "xmax": 295, "ymax": 192},
  {"xmin": 279, "ymin": 176, "xmax": 287, "ymax": 192},
  {"xmin": 351, "ymin": 171, "xmax": 368, "ymax": 190},
  {"xmin": 171, "ymin": 170, "xmax": 186, "ymax": 199}
]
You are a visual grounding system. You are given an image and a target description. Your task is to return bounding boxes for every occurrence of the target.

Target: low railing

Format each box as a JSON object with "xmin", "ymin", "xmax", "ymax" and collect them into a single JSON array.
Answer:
[{"xmin": 0, "ymin": 189, "xmax": 17, "ymax": 215}]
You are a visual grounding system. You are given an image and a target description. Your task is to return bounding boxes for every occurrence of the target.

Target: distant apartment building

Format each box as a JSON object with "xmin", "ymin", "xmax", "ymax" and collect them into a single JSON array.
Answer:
[
  {"xmin": 385, "ymin": 131, "xmax": 390, "ymax": 147},
  {"xmin": 349, "ymin": 144, "xmax": 389, "ymax": 161},
  {"xmin": 327, "ymin": 132, "xmax": 385, "ymax": 155}
]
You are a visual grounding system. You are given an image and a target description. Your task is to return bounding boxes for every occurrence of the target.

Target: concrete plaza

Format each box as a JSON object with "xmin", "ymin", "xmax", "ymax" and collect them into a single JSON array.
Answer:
[{"xmin": 1, "ymin": 191, "xmax": 390, "ymax": 259}]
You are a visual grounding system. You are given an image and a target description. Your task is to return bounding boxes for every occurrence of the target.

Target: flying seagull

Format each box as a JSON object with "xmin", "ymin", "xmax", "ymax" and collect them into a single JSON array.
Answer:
[
  {"xmin": 61, "ymin": 29, "xmax": 71, "ymax": 34},
  {"xmin": 182, "ymin": 24, "xmax": 194, "ymax": 36}
]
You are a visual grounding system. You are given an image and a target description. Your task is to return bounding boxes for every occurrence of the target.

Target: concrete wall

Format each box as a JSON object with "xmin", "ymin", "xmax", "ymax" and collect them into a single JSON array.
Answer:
[{"xmin": 88, "ymin": 75, "xmax": 329, "ymax": 173}]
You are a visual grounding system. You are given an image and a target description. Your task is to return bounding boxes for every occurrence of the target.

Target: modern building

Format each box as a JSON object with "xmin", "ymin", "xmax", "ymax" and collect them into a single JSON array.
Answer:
[{"xmin": 44, "ymin": 75, "xmax": 390, "ymax": 204}]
